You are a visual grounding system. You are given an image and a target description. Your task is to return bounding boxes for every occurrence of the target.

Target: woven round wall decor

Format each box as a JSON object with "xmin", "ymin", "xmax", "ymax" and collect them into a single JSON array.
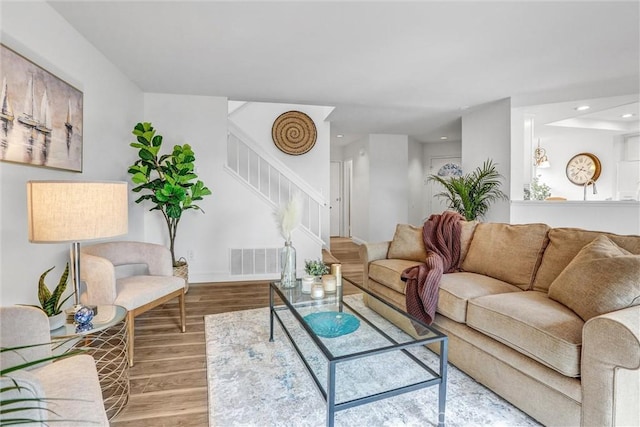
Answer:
[{"xmin": 271, "ymin": 111, "xmax": 317, "ymax": 155}]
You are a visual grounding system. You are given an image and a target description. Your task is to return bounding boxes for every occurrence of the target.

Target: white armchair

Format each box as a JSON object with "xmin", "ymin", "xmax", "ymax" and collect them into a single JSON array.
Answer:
[
  {"xmin": 0, "ymin": 306, "xmax": 108, "ymax": 426},
  {"xmin": 80, "ymin": 241, "xmax": 186, "ymax": 366}
]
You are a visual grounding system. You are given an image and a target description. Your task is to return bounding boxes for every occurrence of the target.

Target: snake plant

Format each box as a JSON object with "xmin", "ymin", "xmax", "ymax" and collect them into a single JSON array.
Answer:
[{"xmin": 36, "ymin": 263, "xmax": 73, "ymax": 317}]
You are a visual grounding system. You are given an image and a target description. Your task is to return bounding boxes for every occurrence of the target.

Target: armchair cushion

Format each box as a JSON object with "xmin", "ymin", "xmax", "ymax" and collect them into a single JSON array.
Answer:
[
  {"xmin": 0, "ymin": 306, "xmax": 108, "ymax": 426},
  {"xmin": 0, "ymin": 370, "xmax": 47, "ymax": 423},
  {"xmin": 82, "ymin": 241, "xmax": 173, "ymax": 275},
  {"xmin": 115, "ymin": 275, "xmax": 185, "ymax": 310},
  {"xmin": 36, "ymin": 354, "xmax": 108, "ymax": 425},
  {"xmin": 0, "ymin": 306, "xmax": 51, "ymax": 371}
]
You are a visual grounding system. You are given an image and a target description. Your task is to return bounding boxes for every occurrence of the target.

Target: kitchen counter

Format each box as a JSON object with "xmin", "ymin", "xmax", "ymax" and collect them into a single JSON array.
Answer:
[{"xmin": 510, "ymin": 200, "xmax": 640, "ymax": 235}]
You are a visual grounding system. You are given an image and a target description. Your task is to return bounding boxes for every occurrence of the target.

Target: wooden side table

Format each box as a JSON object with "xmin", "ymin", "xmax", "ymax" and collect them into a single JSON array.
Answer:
[{"xmin": 51, "ymin": 305, "xmax": 129, "ymax": 420}]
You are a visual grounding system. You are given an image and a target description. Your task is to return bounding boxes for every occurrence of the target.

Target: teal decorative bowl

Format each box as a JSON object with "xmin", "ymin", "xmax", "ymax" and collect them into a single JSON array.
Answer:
[{"xmin": 303, "ymin": 311, "xmax": 360, "ymax": 338}]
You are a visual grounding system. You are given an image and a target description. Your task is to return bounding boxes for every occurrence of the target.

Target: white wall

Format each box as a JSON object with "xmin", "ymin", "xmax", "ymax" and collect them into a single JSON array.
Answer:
[
  {"xmin": 142, "ymin": 93, "xmax": 229, "ymax": 281},
  {"xmin": 462, "ymin": 98, "xmax": 511, "ymax": 223},
  {"xmin": 143, "ymin": 97, "xmax": 332, "ymax": 281},
  {"xmin": 369, "ymin": 135, "xmax": 409, "ymax": 242},
  {"xmin": 407, "ymin": 138, "xmax": 424, "ymax": 226},
  {"xmin": 1, "ymin": 1, "xmax": 143, "ymax": 306},
  {"xmin": 229, "ymin": 101, "xmax": 333, "ymax": 273}
]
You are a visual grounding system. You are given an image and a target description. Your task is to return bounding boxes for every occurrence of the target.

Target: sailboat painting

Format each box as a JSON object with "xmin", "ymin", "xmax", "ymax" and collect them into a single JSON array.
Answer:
[{"xmin": 1, "ymin": 44, "xmax": 83, "ymax": 172}]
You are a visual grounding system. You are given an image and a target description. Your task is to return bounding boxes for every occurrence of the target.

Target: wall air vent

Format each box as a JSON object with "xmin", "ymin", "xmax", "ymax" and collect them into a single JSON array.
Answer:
[{"xmin": 230, "ymin": 247, "xmax": 280, "ymax": 276}]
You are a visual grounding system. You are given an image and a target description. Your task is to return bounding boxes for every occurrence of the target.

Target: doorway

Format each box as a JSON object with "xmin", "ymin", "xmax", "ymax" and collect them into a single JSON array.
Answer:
[
  {"xmin": 330, "ymin": 160, "xmax": 352, "ymax": 237},
  {"xmin": 330, "ymin": 161, "xmax": 342, "ymax": 237},
  {"xmin": 426, "ymin": 156, "xmax": 461, "ymax": 220}
]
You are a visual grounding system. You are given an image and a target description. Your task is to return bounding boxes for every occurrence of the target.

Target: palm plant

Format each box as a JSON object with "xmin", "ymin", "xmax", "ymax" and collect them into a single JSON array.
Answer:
[{"xmin": 427, "ymin": 159, "xmax": 508, "ymax": 221}]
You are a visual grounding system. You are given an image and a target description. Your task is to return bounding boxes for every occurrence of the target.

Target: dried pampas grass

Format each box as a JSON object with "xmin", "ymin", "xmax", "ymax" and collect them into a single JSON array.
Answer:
[{"xmin": 274, "ymin": 193, "xmax": 303, "ymax": 242}]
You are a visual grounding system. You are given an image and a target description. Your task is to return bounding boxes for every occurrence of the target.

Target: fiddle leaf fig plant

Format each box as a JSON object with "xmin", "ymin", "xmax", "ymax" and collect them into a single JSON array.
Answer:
[
  {"xmin": 128, "ymin": 122, "xmax": 212, "ymax": 266},
  {"xmin": 427, "ymin": 159, "xmax": 508, "ymax": 221}
]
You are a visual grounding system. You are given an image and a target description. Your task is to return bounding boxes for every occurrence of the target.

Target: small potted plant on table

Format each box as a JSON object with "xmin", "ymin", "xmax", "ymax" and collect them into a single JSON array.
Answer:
[{"xmin": 33, "ymin": 263, "xmax": 73, "ymax": 330}]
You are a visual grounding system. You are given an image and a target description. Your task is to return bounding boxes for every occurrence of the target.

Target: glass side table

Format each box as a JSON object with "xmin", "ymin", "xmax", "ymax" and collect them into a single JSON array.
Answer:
[{"xmin": 51, "ymin": 305, "xmax": 129, "ymax": 420}]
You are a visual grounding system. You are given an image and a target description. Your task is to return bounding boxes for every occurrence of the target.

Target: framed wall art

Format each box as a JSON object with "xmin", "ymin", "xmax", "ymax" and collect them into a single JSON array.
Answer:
[{"xmin": 1, "ymin": 44, "xmax": 83, "ymax": 172}]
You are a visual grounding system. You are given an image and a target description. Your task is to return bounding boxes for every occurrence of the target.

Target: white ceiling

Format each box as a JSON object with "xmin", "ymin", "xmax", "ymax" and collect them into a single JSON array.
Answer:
[{"xmin": 48, "ymin": 1, "xmax": 640, "ymax": 145}]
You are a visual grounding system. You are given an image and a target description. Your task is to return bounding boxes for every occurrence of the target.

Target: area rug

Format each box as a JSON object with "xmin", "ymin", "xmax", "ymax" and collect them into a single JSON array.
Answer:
[{"xmin": 205, "ymin": 295, "xmax": 540, "ymax": 427}]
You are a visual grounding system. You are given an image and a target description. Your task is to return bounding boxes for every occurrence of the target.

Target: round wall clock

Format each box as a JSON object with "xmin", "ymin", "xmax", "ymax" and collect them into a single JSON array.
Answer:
[
  {"xmin": 565, "ymin": 152, "xmax": 601, "ymax": 185},
  {"xmin": 271, "ymin": 111, "xmax": 317, "ymax": 155}
]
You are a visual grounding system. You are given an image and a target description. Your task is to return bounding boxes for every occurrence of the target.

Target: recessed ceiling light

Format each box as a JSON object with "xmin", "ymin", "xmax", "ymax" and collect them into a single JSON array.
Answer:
[
  {"xmin": 575, "ymin": 105, "xmax": 590, "ymax": 111},
  {"xmin": 621, "ymin": 113, "xmax": 635, "ymax": 118},
  {"xmin": 336, "ymin": 134, "xmax": 343, "ymax": 138},
  {"xmin": 440, "ymin": 136, "xmax": 448, "ymax": 140}
]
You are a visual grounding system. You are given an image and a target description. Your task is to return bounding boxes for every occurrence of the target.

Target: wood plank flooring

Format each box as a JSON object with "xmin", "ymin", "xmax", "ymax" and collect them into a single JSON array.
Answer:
[{"xmin": 110, "ymin": 237, "xmax": 363, "ymax": 426}]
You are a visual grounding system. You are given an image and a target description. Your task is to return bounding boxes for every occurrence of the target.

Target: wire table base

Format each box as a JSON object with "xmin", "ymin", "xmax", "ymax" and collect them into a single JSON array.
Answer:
[
  {"xmin": 79, "ymin": 318, "xmax": 130, "ymax": 419},
  {"xmin": 52, "ymin": 306, "xmax": 130, "ymax": 420}
]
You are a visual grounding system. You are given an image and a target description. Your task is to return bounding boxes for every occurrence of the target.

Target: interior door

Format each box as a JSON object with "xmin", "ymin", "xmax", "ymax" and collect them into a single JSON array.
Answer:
[
  {"xmin": 426, "ymin": 156, "xmax": 461, "ymax": 220},
  {"xmin": 330, "ymin": 161, "xmax": 341, "ymax": 237}
]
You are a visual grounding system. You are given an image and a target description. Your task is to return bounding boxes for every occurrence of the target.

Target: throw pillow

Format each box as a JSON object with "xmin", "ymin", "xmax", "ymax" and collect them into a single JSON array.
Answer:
[
  {"xmin": 387, "ymin": 224, "xmax": 427, "ymax": 262},
  {"xmin": 548, "ymin": 235, "xmax": 640, "ymax": 321}
]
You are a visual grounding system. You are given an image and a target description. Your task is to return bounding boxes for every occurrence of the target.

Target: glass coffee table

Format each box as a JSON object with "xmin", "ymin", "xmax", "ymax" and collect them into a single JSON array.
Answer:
[{"xmin": 269, "ymin": 277, "xmax": 447, "ymax": 427}]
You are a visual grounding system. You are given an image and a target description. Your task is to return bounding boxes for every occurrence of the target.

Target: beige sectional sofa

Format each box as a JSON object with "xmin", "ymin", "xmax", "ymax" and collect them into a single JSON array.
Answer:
[{"xmin": 361, "ymin": 222, "xmax": 640, "ymax": 427}]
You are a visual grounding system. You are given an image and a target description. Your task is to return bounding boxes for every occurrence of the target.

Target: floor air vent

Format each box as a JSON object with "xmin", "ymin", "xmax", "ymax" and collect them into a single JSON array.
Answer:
[{"xmin": 230, "ymin": 248, "xmax": 280, "ymax": 276}]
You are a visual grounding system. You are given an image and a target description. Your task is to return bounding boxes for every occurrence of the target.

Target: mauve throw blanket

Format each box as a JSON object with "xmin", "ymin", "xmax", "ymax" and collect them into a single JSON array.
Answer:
[{"xmin": 401, "ymin": 211, "xmax": 463, "ymax": 325}]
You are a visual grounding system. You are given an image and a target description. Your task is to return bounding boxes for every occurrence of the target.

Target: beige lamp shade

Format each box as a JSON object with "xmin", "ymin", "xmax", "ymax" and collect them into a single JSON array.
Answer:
[{"xmin": 27, "ymin": 181, "xmax": 128, "ymax": 243}]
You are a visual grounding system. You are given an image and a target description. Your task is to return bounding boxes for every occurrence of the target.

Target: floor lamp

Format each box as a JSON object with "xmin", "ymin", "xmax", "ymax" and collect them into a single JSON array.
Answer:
[{"xmin": 27, "ymin": 181, "xmax": 128, "ymax": 309}]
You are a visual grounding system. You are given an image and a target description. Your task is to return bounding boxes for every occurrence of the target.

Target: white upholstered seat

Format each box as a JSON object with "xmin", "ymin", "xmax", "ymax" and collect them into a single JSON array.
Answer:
[
  {"xmin": 80, "ymin": 241, "xmax": 186, "ymax": 366},
  {"xmin": 0, "ymin": 306, "xmax": 108, "ymax": 426}
]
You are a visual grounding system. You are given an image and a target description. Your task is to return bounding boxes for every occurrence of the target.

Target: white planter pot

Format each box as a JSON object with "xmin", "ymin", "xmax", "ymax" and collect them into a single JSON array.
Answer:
[{"xmin": 48, "ymin": 312, "xmax": 66, "ymax": 331}]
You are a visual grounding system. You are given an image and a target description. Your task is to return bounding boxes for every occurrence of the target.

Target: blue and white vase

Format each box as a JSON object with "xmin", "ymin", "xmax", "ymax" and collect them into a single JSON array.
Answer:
[{"xmin": 74, "ymin": 306, "xmax": 94, "ymax": 325}]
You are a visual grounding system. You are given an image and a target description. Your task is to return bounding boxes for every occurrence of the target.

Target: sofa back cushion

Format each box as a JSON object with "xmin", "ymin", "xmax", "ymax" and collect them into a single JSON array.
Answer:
[
  {"xmin": 388, "ymin": 220, "xmax": 478, "ymax": 264},
  {"xmin": 461, "ymin": 222, "xmax": 550, "ymax": 290},
  {"xmin": 532, "ymin": 228, "xmax": 640, "ymax": 292},
  {"xmin": 548, "ymin": 235, "xmax": 640, "ymax": 321},
  {"xmin": 387, "ymin": 224, "xmax": 427, "ymax": 262},
  {"xmin": 459, "ymin": 220, "xmax": 478, "ymax": 263}
]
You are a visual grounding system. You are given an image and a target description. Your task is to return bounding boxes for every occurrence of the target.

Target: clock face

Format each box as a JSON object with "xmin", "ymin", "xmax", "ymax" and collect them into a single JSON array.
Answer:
[{"xmin": 566, "ymin": 153, "xmax": 601, "ymax": 185}]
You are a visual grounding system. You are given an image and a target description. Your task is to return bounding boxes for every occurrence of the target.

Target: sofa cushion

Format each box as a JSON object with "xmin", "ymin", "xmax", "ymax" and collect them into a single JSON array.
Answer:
[
  {"xmin": 467, "ymin": 291, "xmax": 584, "ymax": 377},
  {"xmin": 532, "ymin": 227, "xmax": 640, "ymax": 292},
  {"xmin": 387, "ymin": 224, "xmax": 427, "ymax": 262},
  {"xmin": 368, "ymin": 259, "xmax": 424, "ymax": 294},
  {"xmin": 459, "ymin": 220, "xmax": 478, "ymax": 263},
  {"xmin": 548, "ymin": 235, "xmax": 640, "ymax": 321},
  {"xmin": 437, "ymin": 272, "xmax": 522, "ymax": 323},
  {"xmin": 461, "ymin": 223, "xmax": 550, "ymax": 290}
]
